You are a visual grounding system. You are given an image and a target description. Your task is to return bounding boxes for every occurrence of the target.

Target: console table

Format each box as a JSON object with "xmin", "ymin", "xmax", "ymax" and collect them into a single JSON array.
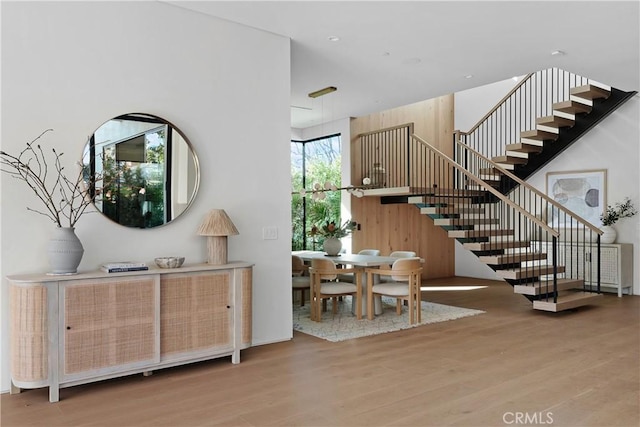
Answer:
[{"xmin": 7, "ymin": 262, "xmax": 253, "ymax": 402}]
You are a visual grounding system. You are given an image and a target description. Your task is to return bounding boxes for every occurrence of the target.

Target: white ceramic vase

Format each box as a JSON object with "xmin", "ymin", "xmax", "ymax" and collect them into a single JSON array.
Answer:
[
  {"xmin": 323, "ymin": 237, "xmax": 342, "ymax": 256},
  {"xmin": 47, "ymin": 227, "xmax": 84, "ymax": 274},
  {"xmin": 600, "ymin": 225, "xmax": 617, "ymax": 244}
]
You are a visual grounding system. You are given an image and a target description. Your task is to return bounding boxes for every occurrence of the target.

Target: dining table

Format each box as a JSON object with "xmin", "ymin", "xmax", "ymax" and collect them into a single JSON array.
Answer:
[{"xmin": 292, "ymin": 250, "xmax": 418, "ymax": 316}]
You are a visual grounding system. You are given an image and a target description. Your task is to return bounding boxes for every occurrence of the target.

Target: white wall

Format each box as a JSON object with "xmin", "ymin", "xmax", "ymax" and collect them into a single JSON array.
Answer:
[
  {"xmin": 0, "ymin": 1, "xmax": 292, "ymax": 392},
  {"xmin": 454, "ymin": 79, "xmax": 640, "ymax": 294}
]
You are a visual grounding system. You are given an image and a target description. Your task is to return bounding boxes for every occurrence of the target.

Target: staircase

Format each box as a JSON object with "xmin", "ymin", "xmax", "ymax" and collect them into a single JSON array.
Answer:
[
  {"xmin": 355, "ymin": 68, "xmax": 636, "ymax": 312},
  {"xmin": 490, "ymin": 84, "xmax": 611, "ymax": 177},
  {"xmin": 407, "ymin": 187, "xmax": 602, "ymax": 312}
]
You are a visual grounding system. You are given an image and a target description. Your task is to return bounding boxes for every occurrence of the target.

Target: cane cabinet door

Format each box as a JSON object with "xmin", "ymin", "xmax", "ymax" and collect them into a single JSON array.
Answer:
[
  {"xmin": 61, "ymin": 275, "xmax": 159, "ymax": 381},
  {"xmin": 160, "ymin": 271, "xmax": 233, "ymax": 360}
]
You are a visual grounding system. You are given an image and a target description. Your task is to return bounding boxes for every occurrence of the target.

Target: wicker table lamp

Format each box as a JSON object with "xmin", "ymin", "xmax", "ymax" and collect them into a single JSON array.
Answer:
[{"xmin": 197, "ymin": 209, "xmax": 239, "ymax": 265}]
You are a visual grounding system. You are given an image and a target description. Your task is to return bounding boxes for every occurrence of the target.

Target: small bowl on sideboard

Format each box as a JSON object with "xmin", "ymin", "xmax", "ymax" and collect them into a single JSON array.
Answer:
[{"xmin": 154, "ymin": 257, "xmax": 185, "ymax": 269}]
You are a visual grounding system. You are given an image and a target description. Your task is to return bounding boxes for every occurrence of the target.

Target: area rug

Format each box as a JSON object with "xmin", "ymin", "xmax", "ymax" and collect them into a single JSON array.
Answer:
[{"xmin": 293, "ymin": 296, "xmax": 484, "ymax": 342}]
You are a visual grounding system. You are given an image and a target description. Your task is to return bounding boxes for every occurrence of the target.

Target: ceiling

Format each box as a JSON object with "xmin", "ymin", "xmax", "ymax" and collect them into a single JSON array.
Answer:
[{"xmin": 165, "ymin": 1, "xmax": 639, "ymax": 129}]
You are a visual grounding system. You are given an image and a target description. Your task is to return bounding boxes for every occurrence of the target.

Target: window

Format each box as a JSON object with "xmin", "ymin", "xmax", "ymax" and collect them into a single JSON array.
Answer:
[{"xmin": 291, "ymin": 134, "xmax": 341, "ymax": 250}]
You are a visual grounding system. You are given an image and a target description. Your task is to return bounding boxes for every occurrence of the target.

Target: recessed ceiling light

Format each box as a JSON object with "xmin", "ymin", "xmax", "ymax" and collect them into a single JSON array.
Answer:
[
  {"xmin": 328, "ymin": 36, "xmax": 340, "ymax": 42},
  {"xmin": 551, "ymin": 50, "xmax": 565, "ymax": 56},
  {"xmin": 465, "ymin": 74, "xmax": 473, "ymax": 79}
]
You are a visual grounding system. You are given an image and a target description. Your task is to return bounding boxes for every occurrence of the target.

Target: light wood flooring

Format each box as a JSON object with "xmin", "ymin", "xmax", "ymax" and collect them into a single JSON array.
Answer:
[{"xmin": 2, "ymin": 277, "xmax": 638, "ymax": 427}]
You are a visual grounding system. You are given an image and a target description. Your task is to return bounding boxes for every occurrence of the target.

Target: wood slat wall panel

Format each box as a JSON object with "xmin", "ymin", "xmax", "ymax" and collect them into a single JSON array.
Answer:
[{"xmin": 350, "ymin": 95, "xmax": 455, "ymax": 279}]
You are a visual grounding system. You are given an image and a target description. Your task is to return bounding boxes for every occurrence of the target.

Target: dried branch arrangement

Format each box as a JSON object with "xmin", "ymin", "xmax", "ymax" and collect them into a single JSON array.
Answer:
[{"xmin": 0, "ymin": 129, "xmax": 94, "ymax": 228}]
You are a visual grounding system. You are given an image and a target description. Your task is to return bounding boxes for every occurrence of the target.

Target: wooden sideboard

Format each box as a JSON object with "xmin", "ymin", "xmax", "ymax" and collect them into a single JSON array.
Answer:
[{"xmin": 7, "ymin": 262, "xmax": 253, "ymax": 402}]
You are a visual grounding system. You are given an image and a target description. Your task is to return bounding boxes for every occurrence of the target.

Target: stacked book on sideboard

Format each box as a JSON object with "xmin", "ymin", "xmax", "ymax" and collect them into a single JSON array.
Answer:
[{"xmin": 101, "ymin": 262, "xmax": 148, "ymax": 273}]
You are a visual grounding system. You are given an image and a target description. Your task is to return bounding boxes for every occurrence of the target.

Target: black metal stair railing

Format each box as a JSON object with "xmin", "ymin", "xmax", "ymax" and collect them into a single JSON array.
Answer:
[
  {"xmin": 357, "ymin": 123, "xmax": 414, "ymax": 189},
  {"xmin": 457, "ymin": 68, "xmax": 592, "ymax": 162},
  {"xmin": 450, "ymin": 139, "xmax": 604, "ymax": 299},
  {"xmin": 354, "ymin": 127, "xmax": 604, "ymax": 302}
]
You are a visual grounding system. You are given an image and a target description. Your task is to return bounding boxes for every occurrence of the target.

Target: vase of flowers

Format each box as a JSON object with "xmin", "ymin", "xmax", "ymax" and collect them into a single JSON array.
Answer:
[
  {"xmin": 310, "ymin": 220, "xmax": 356, "ymax": 256},
  {"xmin": 599, "ymin": 198, "xmax": 637, "ymax": 244},
  {"xmin": 1, "ymin": 130, "xmax": 96, "ymax": 274}
]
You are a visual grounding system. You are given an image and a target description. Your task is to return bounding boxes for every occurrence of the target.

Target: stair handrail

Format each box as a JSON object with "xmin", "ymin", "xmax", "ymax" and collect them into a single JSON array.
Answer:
[
  {"xmin": 411, "ymin": 134, "xmax": 559, "ymax": 237},
  {"xmin": 358, "ymin": 122, "xmax": 414, "ymax": 137},
  {"xmin": 455, "ymin": 137, "xmax": 604, "ymax": 236},
  {"xmin": 459, "ymin": 72, "xmax": 534, "ymax": 136}
]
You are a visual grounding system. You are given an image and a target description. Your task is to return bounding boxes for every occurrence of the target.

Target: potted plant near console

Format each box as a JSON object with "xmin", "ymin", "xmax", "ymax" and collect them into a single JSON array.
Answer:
[
  {"xmin": 310, "ymin": 219, "xmax": 356, "ymax": 256},
  {"xmin": 1, "ymin": 129, "xmax": 96, "ymax": 274},
  {"xmin": 600, "ymin": 197, "xmax": 637, "ymax": 244}
]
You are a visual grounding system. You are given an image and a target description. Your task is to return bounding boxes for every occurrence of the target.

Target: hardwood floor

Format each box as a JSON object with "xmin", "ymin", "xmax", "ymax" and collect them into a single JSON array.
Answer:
[{"xmin": 2, "ymin": 277, "xmax": 638, "ymax": 427}]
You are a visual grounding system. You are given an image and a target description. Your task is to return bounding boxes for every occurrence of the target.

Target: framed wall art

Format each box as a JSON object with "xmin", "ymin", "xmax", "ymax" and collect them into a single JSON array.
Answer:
[{"xmin": 546, "ymin": 169, "xmax": 607, "ymax": 227}]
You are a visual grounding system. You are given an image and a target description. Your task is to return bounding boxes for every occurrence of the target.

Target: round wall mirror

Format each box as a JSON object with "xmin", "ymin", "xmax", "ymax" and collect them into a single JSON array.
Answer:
[{"xmin": 83, "ymin": 113, "xmax": 200, "ymax": 228}]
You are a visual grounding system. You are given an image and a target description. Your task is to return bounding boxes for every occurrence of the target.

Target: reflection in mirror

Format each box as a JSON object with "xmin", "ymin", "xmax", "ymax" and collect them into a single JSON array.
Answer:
[{"xmin": 84, "ymin": 113, "xmax": 200, "ymax": 228}]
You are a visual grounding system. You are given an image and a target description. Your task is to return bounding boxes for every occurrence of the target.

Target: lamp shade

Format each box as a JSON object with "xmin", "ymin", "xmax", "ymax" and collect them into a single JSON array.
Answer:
[{"xmin": 197, "ymin": 209, "xmax": 239, "ymax": 236}]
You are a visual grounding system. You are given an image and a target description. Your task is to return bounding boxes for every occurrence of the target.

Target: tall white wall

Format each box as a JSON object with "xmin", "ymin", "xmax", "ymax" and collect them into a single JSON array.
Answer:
[
  {"xmin": 0, "ymin": 1, "xmax": 292, "ymax": 392},
  {"xmin": 455, "ymin": 79, "xmax": 640, "ymax": 294}
]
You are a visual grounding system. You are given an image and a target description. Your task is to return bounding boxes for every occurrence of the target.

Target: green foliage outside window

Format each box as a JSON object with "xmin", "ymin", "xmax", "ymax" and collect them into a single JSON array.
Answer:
[{"xmin": 291, "ymin": 136, "xmax": 342, "ymax": 250}]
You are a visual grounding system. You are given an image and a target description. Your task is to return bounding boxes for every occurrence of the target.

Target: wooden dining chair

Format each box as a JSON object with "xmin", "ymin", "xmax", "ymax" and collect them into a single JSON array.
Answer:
[
  {"xmin": 309, "ymin": 258, "xmax": 362, "ymax": 322},
  {"xmin": 337, "ymin": 249, "xmax": 380, "ymax": 283},
  {"xmin": 292, "ymin": 255, "xmax": 310, "ymax": 306},
  {"xmin": 365, "ymin": 257, "xmax": 422, "ymax": 324},
  {"xmin": 379, "ymin": 250, "xmax": 417, "ymax": 282}
]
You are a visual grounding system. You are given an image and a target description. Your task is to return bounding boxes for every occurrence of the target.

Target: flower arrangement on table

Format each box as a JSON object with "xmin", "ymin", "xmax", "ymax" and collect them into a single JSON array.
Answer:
[
  {"xmin": 309, "ymin": 219, "xmax": 357, "ymax": 239},
  {"xmin": 600, "ymin": 197, "xmax": 637, "ymax": 226},
  {"xmin": 0, "ymin": 129, "xmax": 95, "ymax": 227}
]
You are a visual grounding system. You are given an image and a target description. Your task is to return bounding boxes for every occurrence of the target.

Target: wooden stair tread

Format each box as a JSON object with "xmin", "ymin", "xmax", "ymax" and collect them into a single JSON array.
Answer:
[
  {"xmin": 533, "ymin": 291, "xmax": 603, "ymax": 312},
  {"xmin": 520, "ymin": 129, "xmax": 559, "ymax": 141},
  {"xmin": 553, "ymin": 100, "xmax": 592, "ymax": 114},
  {"xmin": 421, "ymin": 206, "xmax": 485, "ymax": 215},
  {"xmin": 506, "ymin": 143, "xmax": 543, "ymax": 153},
  {"xmin": 492, "ymin": 155, "xmax": 528, "ymax": 165},
  {"xmin": 409, "ymin": 196, "xmax": 490, "ymax": 206},
  {"xmin": 536, "ymin": 115, "xmax": 575, "ymax": 128},
  {"xmin": 478, "ymin": 174, "xmax": 502, "ymax": 182},
  {"xmin": 463, "ymin": 240, "xmax": 530, "ymax": 251},
  {"xmin": 513, "ymin": 279, "xmax": 583, "ymax": 296},
  {"xmin": 466, "ymin": 183, "xmax": 499, "ymax": 191},
  {"xmin": 434, "ymin": 218, "xmax": 499, "ymax": 226},
  {"xmin": 449, "ymin": 229, "xmax": 514, "ymax": 238},
  {"xmin": 479, "ymin": 168, "xmax": 504, "ymax": 176},
  {"xmin": 478, "ymin": 252, "xmax": 547, "ymax": 265},
  {"xmin": 570, "ymin": 84, "xmax": 610, "ymax": 101},
  {"xmin": 427, "ymin": 188, "xmax": 487, "ymax": 197},
  {"xmin": 496, "ymin": 265, "xmax": 566, "ymax": 280},
  {"xmin": 361, "ymin": 186, "xmax": 424, "ymax": 197}
]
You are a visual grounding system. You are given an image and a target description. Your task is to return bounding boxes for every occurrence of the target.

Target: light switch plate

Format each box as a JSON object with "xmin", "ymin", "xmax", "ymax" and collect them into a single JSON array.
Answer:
[{"xmin": 262, "ymin": 226, "xmax": 278, "ymax": 240}]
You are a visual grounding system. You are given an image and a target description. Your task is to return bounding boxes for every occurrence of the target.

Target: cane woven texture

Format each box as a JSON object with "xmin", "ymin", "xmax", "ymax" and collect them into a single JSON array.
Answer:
[
  {"xmin": 11, "ymin": 284, "xmax": 48, "ymax": 383},
  {"xmin": 241, "ymin": 268, "xmax": 252, "ymax": 345},
  {"xmin": 64, "ymin": 277, "xmax": 156, "ymax": 374},
  {"xmin": 160, "ymin": 272, "xmax": 231, "ymax": 356}
]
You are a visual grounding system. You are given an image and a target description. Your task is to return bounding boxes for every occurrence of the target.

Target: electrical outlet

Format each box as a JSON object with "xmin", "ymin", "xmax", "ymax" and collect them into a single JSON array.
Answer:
[{"xmin": 262, "ymin": 226, "xmax": 278, "ymax": 240}]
